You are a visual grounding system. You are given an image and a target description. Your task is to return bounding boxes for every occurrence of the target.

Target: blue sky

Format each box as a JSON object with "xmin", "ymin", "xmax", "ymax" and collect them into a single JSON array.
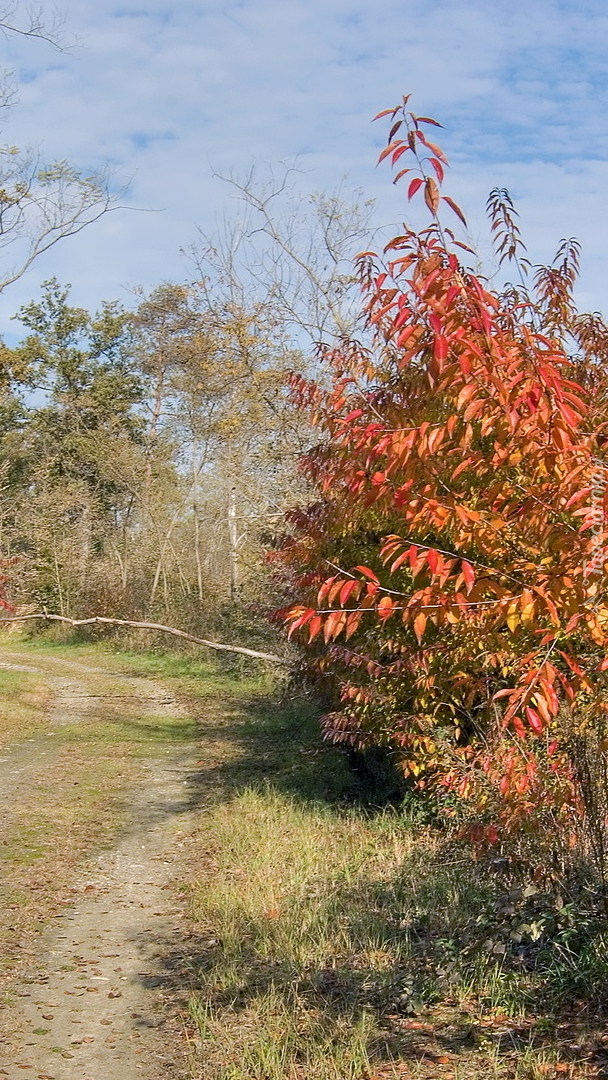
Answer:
[{"xmin": 0, "ymin": 0, "xmax": 605, "ymax": 336}]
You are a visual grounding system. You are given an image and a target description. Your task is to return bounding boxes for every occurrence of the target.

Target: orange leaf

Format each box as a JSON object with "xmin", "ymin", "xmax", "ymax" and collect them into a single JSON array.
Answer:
[
  {"xmin": 442, "ymin": 196, "xmax": 467, "ymax": 227},
  {"xmin": 345, "ymin": 611, "xmax": 363, "ymax": 640},
  {"xmin": 413, "ymin": 610, "xmax": 427, "ymax": 643},
  {"xmin": 378, "ymin": 140, "xmax": 403, "ymax": 164},
  {"xmin": 416, "ymin": 131, "xmax": 448, "ymax": 163},
  {"xmin": 354, "ymin": 565, "xmax": 380, "ymax": 583},
  {"xmin": 424, "ymin": 177, "xmax": 440, "ymax": 214},
  {"xmin": 393, "ymin": 167, "xmax": 412, "ymax": 184},
  {"xmin": 372, "ymin": 108, "xmax": 399, "ymax": 121},
  {"xmin": 378, "ymin": 596, "xmax": 395, "ymax": 620},
  {"xmin": 461, "ymin": 560, "xmax": 475, "ymax": 593}
]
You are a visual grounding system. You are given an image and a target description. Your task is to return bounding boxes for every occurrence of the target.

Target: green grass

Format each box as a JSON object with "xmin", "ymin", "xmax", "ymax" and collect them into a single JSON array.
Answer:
[{"xmin": 0, "ymin": 667, "xmax": 52, "ymax": 745}]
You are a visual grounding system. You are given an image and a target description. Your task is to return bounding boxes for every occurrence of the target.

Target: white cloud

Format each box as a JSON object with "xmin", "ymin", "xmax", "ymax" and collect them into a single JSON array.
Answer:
[{"xmin": 0, "ymin": 0, "xmax": 604, "ymax": 337}]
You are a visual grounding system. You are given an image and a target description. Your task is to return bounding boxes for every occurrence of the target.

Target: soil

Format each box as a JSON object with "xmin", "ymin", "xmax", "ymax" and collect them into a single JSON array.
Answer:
[{"xmin": 0, "ymin": 647, "xmax": 201, "ymax": 1080}]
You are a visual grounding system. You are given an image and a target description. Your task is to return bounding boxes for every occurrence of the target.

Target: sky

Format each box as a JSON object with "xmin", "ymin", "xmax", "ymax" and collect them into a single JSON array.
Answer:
[{"xmin": 0, "ymin": 0, "xmax": 606, "ymax": 340}]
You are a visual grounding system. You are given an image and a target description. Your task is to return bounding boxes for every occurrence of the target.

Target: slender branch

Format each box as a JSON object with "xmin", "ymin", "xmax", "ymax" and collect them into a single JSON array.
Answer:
[{"xmin": 0, "ymin": 612, "xmax": 289, "ymax": 665}]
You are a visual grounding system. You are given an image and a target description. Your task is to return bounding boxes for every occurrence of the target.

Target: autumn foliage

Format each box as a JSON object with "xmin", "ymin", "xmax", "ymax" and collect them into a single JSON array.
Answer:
[{"xmin": 277, "ymin": 97, "xmax": 608, "ymax": 863}]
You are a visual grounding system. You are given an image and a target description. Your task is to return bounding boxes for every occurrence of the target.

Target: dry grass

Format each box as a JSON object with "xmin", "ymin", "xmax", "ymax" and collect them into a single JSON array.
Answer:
[
  {"xmin": 166, "ymin": 687, "xmax": 608, "ymax": 1080},
  {"xmin": 4, "ymin": 638, "xmax": 608, "ymax": 1079},
  {"xmin": 182, "ymin": 785, "xmax": 608, "ymax": 1080}
]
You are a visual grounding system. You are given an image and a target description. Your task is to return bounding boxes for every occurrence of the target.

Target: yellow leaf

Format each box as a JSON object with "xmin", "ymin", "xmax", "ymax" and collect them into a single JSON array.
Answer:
[
  {"xmin": 506, "ymin": 602, "xmax": 519, "ymax": 633},
  {"xmin": 520, "ymin": 589, "xmax": 535, "ymax": 626}
]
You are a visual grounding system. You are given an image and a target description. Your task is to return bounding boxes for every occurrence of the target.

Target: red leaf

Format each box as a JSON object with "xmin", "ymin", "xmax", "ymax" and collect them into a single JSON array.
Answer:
[
  {"xmin": 426, "ymin": 548, "xmax": 441, "ymax": 574},
  {"xmin": 392, "ymin": 145, "xmax": 409, "ymax": 165},
  {"xmin": 429, "ymin": 157, "xmax": 445, "ymax": 183},
  {"xmin": 408, "ymin": 177, "xmax": 424, "ymax": 200},
  {"xmin": 287, "ymin": 608, "xmax": 315, "ymax": 639},
  {"xmin": 525, "ymin": 707, "xmax": 544, "ymax": 736},
  {"xmin": 434, "ymin": 334, "xmax": 449, "ymax": 361},
  {"xmin": 339, "ymin": 579, "xmax": 360, "ymax": 606},
  {"xmin": 354, "ymin": 565, "xmax": 380, "ymax": 583},
  {"xmin": 390, "ymin": 549, "xmax": 410, "ymax": 573}
]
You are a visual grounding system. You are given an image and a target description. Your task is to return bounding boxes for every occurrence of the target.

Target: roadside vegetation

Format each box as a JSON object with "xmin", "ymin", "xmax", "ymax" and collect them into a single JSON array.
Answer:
[
  {"xmin": 8, "ymin": 633, "xmax": 605, "ymax": 1079},
  {"xmin": 170, "ymin": 655, "xmax": 608, "ymax": 1080},
  {"xmin": 0, "ymin": 666, "xmax": 51, "ymax": 745},
  {"xmin": 1, "ymin": 634, "xmax": 608, "ymax": 1075}
]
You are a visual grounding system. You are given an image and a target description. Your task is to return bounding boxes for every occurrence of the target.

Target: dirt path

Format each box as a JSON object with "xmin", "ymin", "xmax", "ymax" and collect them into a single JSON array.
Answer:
[{"xmin": 0, "ymin": 648, "xmax": 200, "ymax": 1080}]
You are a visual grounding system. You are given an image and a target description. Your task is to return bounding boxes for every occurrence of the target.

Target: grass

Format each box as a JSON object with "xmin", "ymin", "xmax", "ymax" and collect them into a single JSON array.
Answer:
[
  {"xmin": 146, "ymin": 649, "xmax": 606, "ymax": 1080},
  {"xmin": 0, "ymin": 667, "xmax": 52, "ymax": 745},
  {"xmin": 3, "ymin": 634, "xmax": 608, "ymax": 1077}
]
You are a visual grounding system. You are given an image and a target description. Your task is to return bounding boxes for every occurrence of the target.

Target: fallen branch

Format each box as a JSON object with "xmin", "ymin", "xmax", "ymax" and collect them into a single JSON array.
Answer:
[{"xmin": 0, "ymin": 612, "xmax": 289, "ymax": 665}]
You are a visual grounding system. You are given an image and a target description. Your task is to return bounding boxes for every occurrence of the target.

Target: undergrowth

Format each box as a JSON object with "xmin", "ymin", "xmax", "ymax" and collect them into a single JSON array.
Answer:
[
  {"xmin": 5, "ymin": 634, "xmax": 608, "ymax": 1077},
  {"xmin": 172, "ymin": 660, "xmax": 608, "ymax": 1080}
]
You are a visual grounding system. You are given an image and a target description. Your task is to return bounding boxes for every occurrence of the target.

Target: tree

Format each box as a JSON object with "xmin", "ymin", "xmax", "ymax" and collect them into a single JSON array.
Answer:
[
  {"xmin": 191, "ymin": 168, "xmax": 374, "ymax": 347},
  {"xmin": 0, "ymin": 6, "xmax": 120, "ymax": 294},
  {"xmin": 278, "ymin": 98, "xmax": 608, "ymax": 877},
  {"xmin": 130, "ymin": 280, "xmax": 313, "ymax": 612},
  {"xmin": 4, "ymin": 280, "xmax": 144, "ymax": 614}
]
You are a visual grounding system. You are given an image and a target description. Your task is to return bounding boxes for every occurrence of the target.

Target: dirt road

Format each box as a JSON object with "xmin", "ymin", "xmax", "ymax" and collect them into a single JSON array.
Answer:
[{"xmin": 0, "ymin": 647, "xmax": 201, "ymax": 1080}]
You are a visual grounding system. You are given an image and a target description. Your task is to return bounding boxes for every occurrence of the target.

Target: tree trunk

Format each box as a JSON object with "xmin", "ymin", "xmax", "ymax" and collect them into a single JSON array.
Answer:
[{"xmin": 228, "ymin": 486, "xmax": 238, "ymax": 600}]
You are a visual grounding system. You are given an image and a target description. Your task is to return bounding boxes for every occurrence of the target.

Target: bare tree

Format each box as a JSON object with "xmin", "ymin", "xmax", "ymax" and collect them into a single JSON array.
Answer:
[
  {"xmin": 191, "ymin": 167, "xmax": 375, "ymax": 347},
  {"xmin": 0, "ymin": 4, "xmax": 122, "ymax": 293}
]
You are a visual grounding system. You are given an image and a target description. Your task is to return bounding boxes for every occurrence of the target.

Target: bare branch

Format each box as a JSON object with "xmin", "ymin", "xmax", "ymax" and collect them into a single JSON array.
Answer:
[
  {"xmin": 0, "ymin": 4, "xmax": 69, "ymax": 50},
  {"xmin": 0, "ymin": 612, "xmax": 289, "ymax": 664},
  {"xmin": 190, "ymin": 166, "xmax": 374, "ymax": 346},
  {"xmin": 0, "ymin": 154, "xmax": 125, "ymax": 292}
]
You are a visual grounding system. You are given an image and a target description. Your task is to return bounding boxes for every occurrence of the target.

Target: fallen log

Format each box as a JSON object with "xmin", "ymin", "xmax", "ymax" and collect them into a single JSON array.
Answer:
[{"xmin": 0, "ymin": 612, "xmax": 289, "ymax": 665}]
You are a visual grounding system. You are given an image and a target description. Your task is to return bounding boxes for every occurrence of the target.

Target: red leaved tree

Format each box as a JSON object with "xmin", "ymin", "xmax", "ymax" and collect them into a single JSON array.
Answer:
[{"xmin": 276, "ymin": 97, "xmax": 608, "ymax": 876}]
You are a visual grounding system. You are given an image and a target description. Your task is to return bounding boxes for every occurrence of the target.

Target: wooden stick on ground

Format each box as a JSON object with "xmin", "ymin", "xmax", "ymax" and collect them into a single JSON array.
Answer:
[{"xmin": 0, "ymin": 612, "xmax": 289, "ymax": 665}]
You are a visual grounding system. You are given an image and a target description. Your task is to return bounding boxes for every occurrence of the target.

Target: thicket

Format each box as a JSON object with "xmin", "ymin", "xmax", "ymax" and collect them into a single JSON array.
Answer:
[
  {"xmin": 0, "ymin": 172, "xmax": 372, "ymax": 653},
  {"xmin": 278, "ymin": 97, "xmax": 608, "ymax": 887}
]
